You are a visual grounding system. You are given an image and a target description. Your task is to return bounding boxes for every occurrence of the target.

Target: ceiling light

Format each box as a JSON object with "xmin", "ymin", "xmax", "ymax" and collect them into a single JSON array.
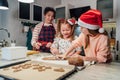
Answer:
[
  {"xmin": 18, "ymin": 0, "xmax": 34, "ymax": 3},
  {"xmin": 0, "ymin": 0, "xmax": 9, "ymax": 10}
]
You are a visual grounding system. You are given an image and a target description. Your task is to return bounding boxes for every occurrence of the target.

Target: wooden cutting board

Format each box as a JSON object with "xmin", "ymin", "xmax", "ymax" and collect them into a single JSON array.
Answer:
[{"xmin": 0, "ymin": 61, "xmax": 75, "ymax": 80}]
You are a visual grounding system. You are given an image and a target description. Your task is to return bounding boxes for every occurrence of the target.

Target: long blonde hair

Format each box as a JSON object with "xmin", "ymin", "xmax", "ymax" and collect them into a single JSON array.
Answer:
[{"xmin": 56, "ymin": 18, "xmax": 75, "ymax": 41}]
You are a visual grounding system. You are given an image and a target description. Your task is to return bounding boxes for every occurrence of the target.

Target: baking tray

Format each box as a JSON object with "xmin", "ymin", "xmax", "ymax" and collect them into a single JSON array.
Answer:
[{"xmin": 0, "ymin": 61, "xmax": 76, "ymax": 80}]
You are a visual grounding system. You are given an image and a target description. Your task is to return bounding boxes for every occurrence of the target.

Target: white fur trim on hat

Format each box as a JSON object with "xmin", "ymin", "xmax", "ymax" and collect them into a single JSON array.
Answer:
[
  {"xmin": 99, "ymin": 28, "xmax": 104, "ymax": 33},
  {"xmin": 78, "ymin": 19, "xmax": 99, "ymax": 30},
  {"xmin": 67, "ymin": 19, "xmax": 73, "ymax": 25},
  {"xmin": 75, "ymin": 21, "xmax": 78, "ymax": 24}
]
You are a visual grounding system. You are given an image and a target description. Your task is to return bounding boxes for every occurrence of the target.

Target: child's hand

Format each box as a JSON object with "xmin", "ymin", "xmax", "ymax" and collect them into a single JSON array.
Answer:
[
  {"xmin": 46, "ymin": 42, "xmax": 52, "ymax": 48},
  {"xmin": 34, "ymin": 42, "xmax": 42, "ymax": 49},
  {"xmin": 50, "ymin": 48, "xmax": 59, "ymax": 55},
  {"xmin": 57, "ymin": 54, "xmax": 67, "ymax": 60},
  {"xmin": 71, "ymin": 53, "xmax": 80, "ymax": 57}
]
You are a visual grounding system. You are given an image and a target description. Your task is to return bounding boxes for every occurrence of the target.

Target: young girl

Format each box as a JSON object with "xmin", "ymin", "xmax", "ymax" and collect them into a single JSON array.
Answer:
[
  {"xmin": 31, "ymin": 7, "xmax": 56, "ymax": 52},
  {"xmin": 50, "ymin": 18, "xmax": 81, "ymax": 56},
  {"xmin": 60, "ymin": 9, "xmax": 112, "ymax": 63}
]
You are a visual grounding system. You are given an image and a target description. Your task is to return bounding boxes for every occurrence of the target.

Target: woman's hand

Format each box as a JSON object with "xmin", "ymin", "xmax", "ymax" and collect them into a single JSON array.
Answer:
[
  {"xmin": 46, "ymin": 42, "xmax": 52, "ymax": 48},
  {"xmin": 50, "ymin": 48, "xmax": 60, "ymax": 55},
  {"xmin": 34, "ymin": 42, "xmax": 42, "ymax": 49}
]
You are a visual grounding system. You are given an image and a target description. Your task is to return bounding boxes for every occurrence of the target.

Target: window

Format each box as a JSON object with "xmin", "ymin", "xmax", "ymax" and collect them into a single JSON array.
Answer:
[
  {"xmin": 19, "ymin": 2, "xmax": 30, "ymax": 20},
  {"xmin": 97, "ymin": 0, "xmax": 113, "ymax": 21},
  {"xmin": 33, "ymin": 5, "xmax": 42, "ymax": 21},
  {"xmin": 55, "ymin": 4, "xmax": 74, "ymax": 21},
  {"xmin": 69, "ymin": 6, "xmax": 90, "ymax": 20},
  {"xmin": 56, "ymin": 7, "xmax": 65, "ymax": 19}
]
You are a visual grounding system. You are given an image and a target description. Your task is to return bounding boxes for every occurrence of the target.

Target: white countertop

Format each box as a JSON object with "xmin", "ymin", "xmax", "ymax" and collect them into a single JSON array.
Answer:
[
  {"xmin": 0, "ymin": 56, "xmax": 29, "ymax": 68},
  {"xmin": 0, "ymin": 52, "xmax": 53, "ymax": 68},
  {"xmin": 67, "ymin": 62, "xmax": 120, "ymax": 80}
]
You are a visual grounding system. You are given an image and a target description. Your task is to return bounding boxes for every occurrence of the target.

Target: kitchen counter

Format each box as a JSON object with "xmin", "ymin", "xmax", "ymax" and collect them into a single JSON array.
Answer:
[
  {"xmin": 67, "ymin": 62, "xmax": 120, "ymax": 80},
  {"xmin": 0, "ymin": 52, "xmax": 50, "ymax": 68},
  {"xmin": 0, "ymin": 55, "xmax": 29, "ymax": 69},
  {"xmin": 0, "ymin": 52, "xmax": 120, "ymax": 80}
]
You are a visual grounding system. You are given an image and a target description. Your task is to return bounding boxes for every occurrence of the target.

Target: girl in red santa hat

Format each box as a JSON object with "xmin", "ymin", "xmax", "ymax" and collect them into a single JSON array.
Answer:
[
  {"xmin": 50, "ymin": 18, "xmax": 81, "ymax": 56},
  {"xmin": 58, "ymin": 9, "xmax": 112, "ymax": 64}
]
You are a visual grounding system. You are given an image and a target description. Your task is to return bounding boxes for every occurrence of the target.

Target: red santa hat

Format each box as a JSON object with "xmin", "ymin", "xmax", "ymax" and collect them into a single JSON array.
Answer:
[
  {"xmin": 78, "ymin": 9, "xmax": 104, "ymax": 33},
  {"xmin": 67, "ymin": 19, "xmax": 77, "ymax": 25}
]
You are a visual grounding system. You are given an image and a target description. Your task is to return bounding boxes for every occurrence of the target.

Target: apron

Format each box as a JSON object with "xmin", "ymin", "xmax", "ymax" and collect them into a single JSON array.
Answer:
[{"xmin": 38, "ymin": 23, "xmax": 56, "ymax": 52}]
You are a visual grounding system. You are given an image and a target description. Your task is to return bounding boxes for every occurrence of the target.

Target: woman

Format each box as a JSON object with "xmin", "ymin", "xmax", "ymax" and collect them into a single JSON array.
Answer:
[{"xmin": 31, "ymin": 7, "xmax": 56, "ymax": 52}]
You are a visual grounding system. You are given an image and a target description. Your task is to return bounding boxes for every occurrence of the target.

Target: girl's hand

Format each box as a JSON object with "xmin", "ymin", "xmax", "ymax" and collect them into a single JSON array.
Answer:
[
  {"xmin": 34, "ymin": 42, "xmax": 42, "ymax": 49},
  {"xmin": 57, "ymin": 54, "xmax": 67, "ymax": 60},
  {"xmin": 71, "ymin": 53, "xmax": 80, "ymax": 57},
  {"xmin": 67, "ymin": 52, "xmax": 74, "ymax": 56},
  {"xmin": 46, "ymin": 42, "xmax": 52, "ymax": 48},
  {"xmin": 50, "ymin": 48, "xmax": 60, "ymax": 55}
]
